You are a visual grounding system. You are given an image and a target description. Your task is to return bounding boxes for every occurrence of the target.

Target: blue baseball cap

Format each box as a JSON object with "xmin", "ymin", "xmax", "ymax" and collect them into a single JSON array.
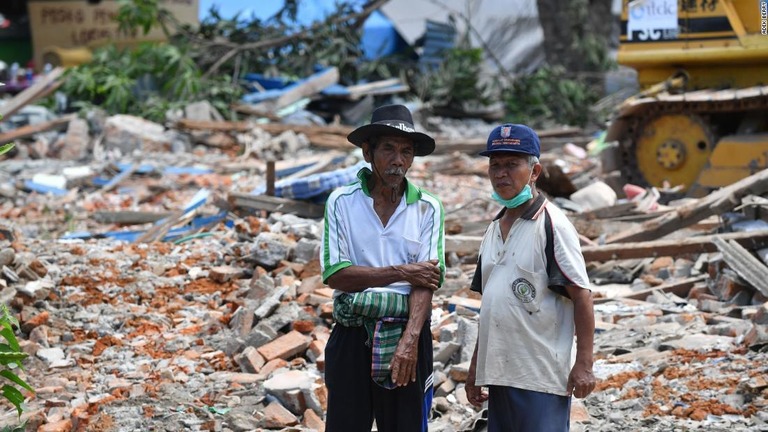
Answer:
[{"xmin": 479, "ymin": 124, "xmax": 540, "ymax": 158}]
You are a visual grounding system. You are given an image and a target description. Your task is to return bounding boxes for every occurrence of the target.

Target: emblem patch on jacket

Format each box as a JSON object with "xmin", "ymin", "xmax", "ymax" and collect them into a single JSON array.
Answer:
[{"xmin": 512, "ymin": 278, "xmax": 536, "ymax": 303}]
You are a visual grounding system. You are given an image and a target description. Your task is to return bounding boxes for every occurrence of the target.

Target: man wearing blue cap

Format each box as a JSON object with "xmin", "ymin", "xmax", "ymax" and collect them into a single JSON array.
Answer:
[
  {"xmin": 464, "ymin": 124, "xmax": 595, "ymax": 431},
  {"xmin": 321, "ymin": 104, "xmax": 445, "ymax": 432}
]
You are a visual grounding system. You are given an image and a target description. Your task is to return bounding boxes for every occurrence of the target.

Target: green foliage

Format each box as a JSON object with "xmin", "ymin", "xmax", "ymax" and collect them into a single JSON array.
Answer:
[
  {"xmin": 580, "ymin": 33, "xmax": 616, "ymax": 72},
  {"xmin": 0, "ymin": 305, "xmax": 32, "ymax": 418},
  {"xmin": 61, "ymin": 43, "xmax": 242, "ymax": 122},
  {"xmin": 117, "ymin": 0, "xmax": 166, "ymax": 37},
  {"xmin": 413, "ymin": 45, "xmax": 491, "ymax": 111},
  {"xmin": 0, "ymin": 107, "xmax": 14, "ymax": 156},
  {"xmin": 504, "ymin": 66, "xmax": 599, "ymax": 128},
  {"xmin": 555, "ymin": 0, "xmax": 615, "ymax": 73}
]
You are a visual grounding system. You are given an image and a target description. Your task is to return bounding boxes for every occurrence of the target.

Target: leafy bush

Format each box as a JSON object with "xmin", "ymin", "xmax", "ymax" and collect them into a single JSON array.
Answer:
[
  {"xmin": 1, "ymin": 106, "xmax": 15, "ymax": 156},
  {"xmin": 61, "ymin": 43, "xmax": 242, "ymax": 122},
  {"xmin": 1, "ymin": 98, "xmax": 36, "ymax": 423},
  {"xmin": 116, "ymin": 0, "xmax": 168, "ymax": 37},
  {"xmin": 0, "ymin": 304, "xmax": 33, "ymax": 417},
  {"xmin": 504, "ymin": 66, "xmax": 599, "ymax": 128},
  {"xmin": 413, "ymin": 46, "xmax": 492, "ymax": 111}
]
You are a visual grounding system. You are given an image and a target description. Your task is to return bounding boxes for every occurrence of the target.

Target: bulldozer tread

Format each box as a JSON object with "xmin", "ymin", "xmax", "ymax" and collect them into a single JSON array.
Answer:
[{"xmin": 604, "ymin": 84, "xmax": 768, "ymax": 192}]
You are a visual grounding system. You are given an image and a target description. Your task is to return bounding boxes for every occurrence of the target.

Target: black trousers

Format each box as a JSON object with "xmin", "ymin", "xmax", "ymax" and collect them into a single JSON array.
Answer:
[{"xmin": 324, "ymin": 320, "xmax": 433, "ymax": 432}]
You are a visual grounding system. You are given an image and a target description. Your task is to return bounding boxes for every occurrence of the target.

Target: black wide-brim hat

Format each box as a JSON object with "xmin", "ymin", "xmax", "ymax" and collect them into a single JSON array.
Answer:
[{"xmin": 347, "ymin": 104, "xmax": 436, "ymax": 156}]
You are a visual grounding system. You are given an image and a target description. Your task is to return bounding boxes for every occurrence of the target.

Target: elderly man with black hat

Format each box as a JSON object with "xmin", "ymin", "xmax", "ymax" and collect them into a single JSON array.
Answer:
[
  {"xmin": 320, "ymin": 104, "xmax": 445, "ymax": 432},
  {"xmin": 465, "ymin": 124, "xmax": 596, "ymax": 431}
]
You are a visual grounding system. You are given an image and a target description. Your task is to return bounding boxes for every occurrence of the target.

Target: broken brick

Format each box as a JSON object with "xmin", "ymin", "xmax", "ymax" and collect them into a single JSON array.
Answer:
[
  {"xmin": 262, "ymin": 401, "xmax": 299, "ymax": 428},
  {"xmin": 302, "ymin": 408, "xmax": 325, "ymax": 432},
  {"xmin": 257, "ymin": 330, "xmax": 311, "ymax": 361},
  {"xmin": 292, "ymin": 320, "xmax": 316, "ymax": 333}
]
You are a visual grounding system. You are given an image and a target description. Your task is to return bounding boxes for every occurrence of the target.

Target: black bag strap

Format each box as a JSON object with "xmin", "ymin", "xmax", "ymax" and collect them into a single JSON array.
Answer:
[
  {"xmin": 473, "ymin": 207, "xmax": 566, "ymax": 297},
  {"xmin": 545, "ymin": 209, "xmax": 555, "ymax": 278},
  {"xmin": 544, "ymin": 208, "xmax": 571, "ymax": 298}
]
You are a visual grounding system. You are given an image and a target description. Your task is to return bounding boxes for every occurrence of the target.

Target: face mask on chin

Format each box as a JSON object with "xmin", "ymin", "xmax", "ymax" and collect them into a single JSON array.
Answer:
[
  {"xmin": 491, "ymin": 164, "xmax": 534, "ymax": 208},
  {"xmin": 491, "ymin": 185, "xmax": 532, "ymax": 208}
]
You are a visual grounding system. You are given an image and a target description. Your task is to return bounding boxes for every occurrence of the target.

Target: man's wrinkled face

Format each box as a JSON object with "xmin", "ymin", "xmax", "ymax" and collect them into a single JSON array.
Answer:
[
  {"xmin": 364, "ymin": 135, "xmax": 415, "ymax": 188},
  {"xmin": 488, "ymin": 153, "xmax": 537, "ymax": 199}
]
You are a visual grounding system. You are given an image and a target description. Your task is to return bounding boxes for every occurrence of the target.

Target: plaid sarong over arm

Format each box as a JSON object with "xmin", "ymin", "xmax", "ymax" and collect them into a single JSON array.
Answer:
[{"xmin": 333, "ymin": 292, "xmax": 410, "ymax": 389}]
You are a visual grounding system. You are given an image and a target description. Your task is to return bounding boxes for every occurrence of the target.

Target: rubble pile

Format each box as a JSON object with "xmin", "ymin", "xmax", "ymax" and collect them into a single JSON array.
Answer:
[{"xmin": 0, "ymin": 103, "xmax": 768, "ymax": 431}]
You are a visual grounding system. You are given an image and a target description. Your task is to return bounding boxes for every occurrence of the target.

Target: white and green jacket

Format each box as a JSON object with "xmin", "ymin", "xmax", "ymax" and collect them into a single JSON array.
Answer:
[{"xmin": 321, "ymin": 167, "xmax": 445, "ymax": 295}]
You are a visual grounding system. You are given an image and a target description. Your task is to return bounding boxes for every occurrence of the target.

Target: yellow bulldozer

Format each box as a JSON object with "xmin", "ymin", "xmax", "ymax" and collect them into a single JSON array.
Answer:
[{"xmin": 602, "ymin": 0, "xmax": 768, "ymax": 197}]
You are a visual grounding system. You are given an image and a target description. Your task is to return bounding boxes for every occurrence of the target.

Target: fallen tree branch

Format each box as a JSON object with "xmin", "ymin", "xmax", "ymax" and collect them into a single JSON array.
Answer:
[{"xmin": 202, "ymin": 0, "xmax": 389, "ymax": 79}]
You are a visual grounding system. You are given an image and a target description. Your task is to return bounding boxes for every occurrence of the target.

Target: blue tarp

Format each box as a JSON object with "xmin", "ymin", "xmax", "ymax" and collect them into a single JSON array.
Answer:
[
  {"xmin": 360, "ymin": 11, "xmax": 409, "ymax": 60},
  {"xmin": 60, "ymin": 189, "xmax": 220, "ymax": 242},
  {"xmin": 61, "ymin": 212, "xmax": 230, "ymax": 242},
  {"xmin": 23, "ymin": 180, "xmax": 68, "ymax": 196}
]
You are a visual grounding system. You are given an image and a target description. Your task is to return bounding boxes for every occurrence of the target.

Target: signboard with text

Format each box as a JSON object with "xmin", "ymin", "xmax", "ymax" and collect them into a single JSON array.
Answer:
[
  {"xmin": 627, "ymin": 0, "xmax": 679, "ymax": 41},
  {"xmin": 27, "ymin": 0, "xmax": 198, "ymax": 70}
]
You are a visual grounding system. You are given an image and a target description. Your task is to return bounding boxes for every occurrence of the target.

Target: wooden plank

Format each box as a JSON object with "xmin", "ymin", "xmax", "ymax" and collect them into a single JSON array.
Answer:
[
  {"xmin": 448, "ymin": 295, "xmax": 482, "ymax": 311},
  {"xmin": 266, "ymin": 161, "xmax": 275, "ymax": 197},
  {"xmin": 92, "ymin": 211, "xmax": 172, "ymax": 225},
  {"xmin": 0, "ymin": 114, "xmax": 75, "ymax": 145},
  {"xmin": 713, "ymin": 237, "xmax": 768, "ymax": 297},
  {"xmin": 594, "ymin": 275, "xmax": 706, "ymax": 304},
  {"xmin": 256, "ymin": 123, "xmax": 354, "ymax": 137},
  {"xmin": 252, "ymin": 67, "xmax": 340, "ymax": 113},
  {"xmin": 230, "ymin": 103, "xmax": 281, "ymax": 121},
  {"xmin": 99, "ymin": 164, "xmax": 138, "ymax": 193},
  {"xmin": 321, "ymin": 78, "xmax": 410, "ymax": 100},
  {"xmin": 445, "ymin": 230, "xmax": 768, "ymax": 261},
  {"xmin": 281, "ymin": 154, "xmax": 338, "ymax": 181},
  {"xmin": 606, "ymin": 167, "xmax": 768, "ymax": 244},
  {"xmin": 175, "ymin": 119, "xmax": 252, "ymax": 133},
  {"xmin": 431, "ymin": 135, "xmax": 592, "ymax": 156},
  {"xmin": 345, "ymin": 78, "xmax": 402, "ymax": 98},
  {"xmin": 215, "ymin": 153, "xmax": 343, "ymax": 175},
  {"xmin": 229, "ymin": 192, "xmax": 325, "ymax": 219},
  {"xmin": 582, "ymin": 230, "xmax": 768, "ymax": 262},
  {"xmin": 307, "ymin": 133, "xmax": 353, "ymax": 150},
  {"xmin": 0, "ymin": 67, "xmax": 65, "ymax": 119},
  {"xmin": 574, "ymin": 202, "xmax": 639, "ymax": 220},
  {"xmin": 533, "ymin": 126, "xmax": 585, "ymax": 138},
  {"xmin": 446, "ymin": 235, "xmax": 482, "ymax": 255},
  {"xmin": 134, "ymin": 209, "xmax": 190, "ymax": 244}
]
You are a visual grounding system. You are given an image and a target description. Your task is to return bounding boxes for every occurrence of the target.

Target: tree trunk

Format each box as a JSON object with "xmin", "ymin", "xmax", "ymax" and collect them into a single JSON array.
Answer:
[{"xmin": 536, "ymin": 0, "xmax": 614, "ymax": 72}]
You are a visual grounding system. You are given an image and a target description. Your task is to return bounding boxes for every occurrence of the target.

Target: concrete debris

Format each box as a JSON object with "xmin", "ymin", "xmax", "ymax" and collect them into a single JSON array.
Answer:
[
  {"xmin": 569, "ymin": 180, "xmax": 618, "ymax": 212},
  {"xmin": 0, "ymin": 106, "xmax": 767, "ymax": 431},
  {"xmin": 103, "ymin": 115, "xmax": 173, "ymax": 155}
]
